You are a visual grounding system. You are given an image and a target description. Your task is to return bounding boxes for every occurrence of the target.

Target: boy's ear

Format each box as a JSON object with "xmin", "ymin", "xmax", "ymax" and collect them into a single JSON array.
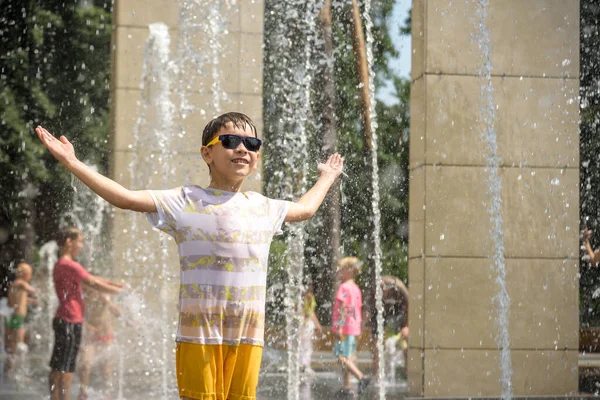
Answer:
[{"xmin": 200, "ymin": 146, "xmax": 213, "ymax": 165}]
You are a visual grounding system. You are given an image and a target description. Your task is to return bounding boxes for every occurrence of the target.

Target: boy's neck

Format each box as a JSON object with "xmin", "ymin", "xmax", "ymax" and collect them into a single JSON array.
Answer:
[
  {"xmin": 208, "ymin": 177, "xmax": 244, "ymax": 192},
  {"xmin": 60, "ymin": 253, "xmax": 73, "ymax": 260}
]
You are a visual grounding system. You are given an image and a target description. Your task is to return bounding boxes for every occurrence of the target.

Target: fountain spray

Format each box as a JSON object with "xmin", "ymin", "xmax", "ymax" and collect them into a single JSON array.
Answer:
[{"xmin": 475, "ymin": 1, "xmax": 513, "ymax": 398}]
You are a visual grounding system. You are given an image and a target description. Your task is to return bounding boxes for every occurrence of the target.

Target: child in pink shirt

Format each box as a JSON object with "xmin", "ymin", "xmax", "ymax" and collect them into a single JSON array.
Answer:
[{"xmin": 332, "ymin": 257, "xmax": 371, "ymax": 395}]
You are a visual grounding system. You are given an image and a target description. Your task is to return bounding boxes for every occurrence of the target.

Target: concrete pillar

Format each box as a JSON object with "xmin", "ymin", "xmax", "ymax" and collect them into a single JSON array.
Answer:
[
  {"xmin": 408, "ymin": 0, "xmax": 580, "ymax": 396},
  {"xmin": 108, "ymin": 0, "xmax": 265, "ymax": 387}
]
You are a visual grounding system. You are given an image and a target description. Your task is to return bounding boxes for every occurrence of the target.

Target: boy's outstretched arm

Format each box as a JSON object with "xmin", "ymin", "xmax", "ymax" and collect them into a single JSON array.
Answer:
[
  {"xmin": 35, "ymin": 126, "xmax": 156, "ymax": 213},
  {"xmin": 285, "ymin": 153, "xmax": 344, "ymax": 222}
]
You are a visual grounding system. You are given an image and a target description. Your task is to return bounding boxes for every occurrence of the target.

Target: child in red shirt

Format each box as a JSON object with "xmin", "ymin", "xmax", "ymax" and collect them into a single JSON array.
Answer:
[
  {"xmin": 332, "ymin": 257, "xmax": 371, "ymax": 395},
  {"xmin": 49, "ymin": 227, "xmax": 124, "ymax": 400}
]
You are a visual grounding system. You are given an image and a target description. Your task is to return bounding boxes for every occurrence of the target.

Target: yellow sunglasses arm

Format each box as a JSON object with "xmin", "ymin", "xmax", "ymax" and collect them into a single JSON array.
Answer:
[{"xmin": 205, "ymin": 136, "xmax": 221, "ymax": 147}]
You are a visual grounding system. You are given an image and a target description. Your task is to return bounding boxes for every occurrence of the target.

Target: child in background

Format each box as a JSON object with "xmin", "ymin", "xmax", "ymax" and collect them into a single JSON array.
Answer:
[
  {"xmin": 35, "ymin": 112, "xmax": 344, "ymax": 400},
  {"xmin": 78, "ymin": 289, "xmax": 122, "ymax": 400},
  {"xmin": 4, "ymin": 261, "xmax": 37, "ymax": 382},
  {"xmin": 49, "ymin": 227, "xmax": 124, "ymax": 400},
  {"xmin": 371, "ymin": 275, "xmax": 409, "ymax": 380},
  {"xmin": 582, "ymin": 228, "xmax": 600, "ymax": 266},
  {"xmin": 332, "ymin": 257, "xmax": 371, "ymax": 396},
  {"xmin": 299, "ymin": 285, "xmax": 322, "ymax": 376}
]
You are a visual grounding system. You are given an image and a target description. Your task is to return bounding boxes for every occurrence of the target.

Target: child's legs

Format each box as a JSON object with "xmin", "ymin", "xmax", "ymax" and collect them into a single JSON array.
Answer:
[
  {"xmin": 343, "ymin": 368, "xmax": 351, "ymax": 389},
  {"xmin": 299, "ymin": 339, "xmax": 313, "ymax": 368},
  {"xmin": 49, "ymin": 319, "xmax": 82, "ymax": 400},
  {"xmin": 299, "ymin": 321, "xmax": 314, "ymax": 367},
  {"xmin": 176, "ymin": 342, "xmax": 222, "ymax": 399},
  {"xmin": 50, "ymin": 370, "xmax": 73, "ymax": 400},
  {"xmin": 224, "ymin": 343, "xmax": 262, "ymax": 400},
  {"xmin": 78, "ymin": 344, "xmax": 95, "ymax": 393},
  {"xmin": 337, "ymin": 336, "xmax": 363, "ymax": 384},
  {"xmin": 101, "ymin": 354, "xmax": 112, "ymax": 388},
  {"xmin": 13, "ymin": 341, "xmax": 29, "ymax": 380},
  {"xmin": 339, "ymin": 356, "xmax": 363, "ymax": 381},
  {"xmin": 94, "ymin": 341, "xmax": 114, "ymax": 388},
  {"xmin": 176, "ymin": 342, "xmax": 262, "ymax": 400},
  {"xmin": 4, "ymin": 328, "xmax": 17, "ymax": 375}
]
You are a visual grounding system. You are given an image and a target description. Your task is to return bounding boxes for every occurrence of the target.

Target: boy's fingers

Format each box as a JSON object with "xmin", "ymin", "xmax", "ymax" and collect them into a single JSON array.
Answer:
[{"xmin": 35, "ymin": 127, "xmax": 44, "ymax": 139}]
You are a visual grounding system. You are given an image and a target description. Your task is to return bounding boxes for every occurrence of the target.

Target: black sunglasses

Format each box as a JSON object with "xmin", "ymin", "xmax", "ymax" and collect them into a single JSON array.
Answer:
[{"xmin": 206, "ymin": 134, "xmax": 262, "ymax": 152}]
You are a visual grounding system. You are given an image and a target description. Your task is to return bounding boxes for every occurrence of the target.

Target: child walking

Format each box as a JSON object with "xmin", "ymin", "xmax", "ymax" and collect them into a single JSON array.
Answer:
[
  {"xmin": 35, "ymin": 112, "xmax": 344, "ymax": 400},
  {"xmin": 49, "ymin": 227, "xmax": 124, "ymax": 400},
  {"xmin": 332, "ymin": 257, "xmax": 371, "ymax": 396},
  {"xmin": 300, "ymin": 285, "xmax": 322, "ymax": 376}
]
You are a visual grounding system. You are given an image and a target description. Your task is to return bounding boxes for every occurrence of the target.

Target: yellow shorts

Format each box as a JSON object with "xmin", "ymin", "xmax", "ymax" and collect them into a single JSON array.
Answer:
[{"xmin": 176, "ymin": 342, "xmax": 263, "ymax": 400}]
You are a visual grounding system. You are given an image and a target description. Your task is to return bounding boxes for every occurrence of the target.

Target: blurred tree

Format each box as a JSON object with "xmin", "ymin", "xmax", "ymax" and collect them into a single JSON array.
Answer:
[
  {"xmin": 0, "ymin": 0, "xmax": 111, "ymax": 269},
  {"xmin": 313, "ymin": 0, "xmax": 342, "ymax": 318},
  {"xmin": 580, "ymin": 0, "xmax": 600, "ymax": 326}
]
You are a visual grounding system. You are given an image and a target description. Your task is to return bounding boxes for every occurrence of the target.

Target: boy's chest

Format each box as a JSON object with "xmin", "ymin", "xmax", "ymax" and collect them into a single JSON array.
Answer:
[{"xmin": 189, "ymin": 199, "xmax": 270, "ymax": 232}]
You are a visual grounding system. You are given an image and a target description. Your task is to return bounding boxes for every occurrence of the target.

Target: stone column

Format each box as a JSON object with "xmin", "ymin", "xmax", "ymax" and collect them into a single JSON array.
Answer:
[
  {"xmin": 108, "ymin": 0, "xmax": 265, "ymax": 387},
  {"xmin": 408, "ymin": 0, "xmax": 580, "ymax": 396}
]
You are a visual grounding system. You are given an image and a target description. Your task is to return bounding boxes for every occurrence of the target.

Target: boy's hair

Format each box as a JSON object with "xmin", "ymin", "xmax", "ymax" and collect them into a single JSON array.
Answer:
[
  {"xmin": 338, "ymin": 256, "xmax": 363, "ymax": 272},
  {"xmin": 57, "ymin": 226, "xmax": 82, "ymax": 248},
  {"xmin": 201, "ymin": 112, "xmax": 258, "ymax": 145}
]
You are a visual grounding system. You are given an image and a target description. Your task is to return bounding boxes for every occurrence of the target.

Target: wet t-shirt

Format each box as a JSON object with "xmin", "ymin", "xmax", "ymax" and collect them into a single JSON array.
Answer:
[{"xmin": 147, "ymin": 186, "xmax": 288, "ymax": 347}]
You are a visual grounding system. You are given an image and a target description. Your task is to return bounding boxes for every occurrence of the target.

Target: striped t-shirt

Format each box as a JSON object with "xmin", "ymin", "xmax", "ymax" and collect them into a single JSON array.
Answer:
[{"xmin": 147, "ymin": 186, "xmax": 288, "ymax": 346}]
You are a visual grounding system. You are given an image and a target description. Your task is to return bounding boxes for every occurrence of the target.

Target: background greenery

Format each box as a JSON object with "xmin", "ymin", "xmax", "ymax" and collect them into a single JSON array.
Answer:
[
  {"xmin": 0, "ymin": 0, "xmax": 112, "ymax": 290},
  {"xmin": 579, "ymin": 0, "xmax": 600, "ymax": 327}
]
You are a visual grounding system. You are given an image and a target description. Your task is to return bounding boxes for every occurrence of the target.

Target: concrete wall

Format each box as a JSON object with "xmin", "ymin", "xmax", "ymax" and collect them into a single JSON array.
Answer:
[{"xmin": 408, "ymin": 0, "xmax": 580, "ymax": 396}]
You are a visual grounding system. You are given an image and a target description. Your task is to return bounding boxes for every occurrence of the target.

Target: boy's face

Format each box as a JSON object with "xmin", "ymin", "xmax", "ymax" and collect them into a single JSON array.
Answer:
[{"xmin": 201, "ymin": 122, "xmax": 260, "ymax": 182}]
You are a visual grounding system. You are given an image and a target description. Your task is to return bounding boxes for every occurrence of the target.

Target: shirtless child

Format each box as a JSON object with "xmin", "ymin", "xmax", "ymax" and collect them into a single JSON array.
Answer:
[
  {"xmin": 4, "ymin": 262, "xmax": 37, "ymax": 381},
  {"xmin": 78, "ymin": 288, "xmax": 121, "ymax": 400}
]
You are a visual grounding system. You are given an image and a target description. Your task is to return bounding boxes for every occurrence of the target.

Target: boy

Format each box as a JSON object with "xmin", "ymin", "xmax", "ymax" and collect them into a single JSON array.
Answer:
[
  {"xmin": 4, "ymin": 261, "xmax": 37, "ymax": 382},
  {"xmin": 49, "ymin": 227, "xmax": 124, "ymax": 400},
  {"xmin": 35, "ymin": 111, "xmax": 344, "ymax": 400},
  {"xmin": 78, "ymin": 289, "xmax": 121, "ymax": 400},
  {"xmin": 332, "ymin": 256, "xmax": 370, "ymax": 396}
]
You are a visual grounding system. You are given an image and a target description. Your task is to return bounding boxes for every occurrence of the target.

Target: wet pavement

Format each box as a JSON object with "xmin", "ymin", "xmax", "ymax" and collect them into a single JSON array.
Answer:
[
  {"xmin": 0, "ymin": 370, "xmax": 407, "ymax": 399},
  {"xmin": 0, "ymin": 348, "xmax": 408, "ymax": 399},
  {"xmin": 258, "ymin": 371, "xmax": 407, "ymax": 400}
]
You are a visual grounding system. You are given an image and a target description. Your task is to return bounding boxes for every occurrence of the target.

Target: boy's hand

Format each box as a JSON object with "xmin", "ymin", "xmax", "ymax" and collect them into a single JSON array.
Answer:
[
  {"xmin": 35, "ymin": 126, "xmax": 78, "ymax": 166},
  {"xmin": 317, "ymin": 153, "xmax": 344, "ymax": 179}
]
